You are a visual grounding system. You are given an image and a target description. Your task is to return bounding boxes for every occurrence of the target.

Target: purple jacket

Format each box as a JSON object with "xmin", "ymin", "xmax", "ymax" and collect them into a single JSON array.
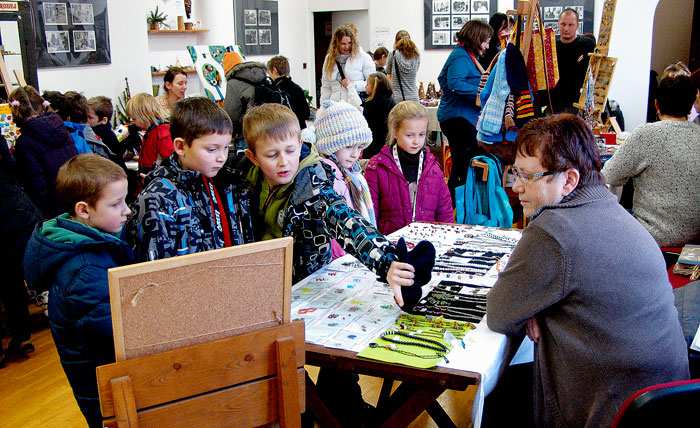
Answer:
[
  {"xmin": 365, "ymin": 145, "xmax": 453, "ymax": 235},
  {"xmin": 14, "ymin": 112, "xmax": 77, "ymax": 218}
]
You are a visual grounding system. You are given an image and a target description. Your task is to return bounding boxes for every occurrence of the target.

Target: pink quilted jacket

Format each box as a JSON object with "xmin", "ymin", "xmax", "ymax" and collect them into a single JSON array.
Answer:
[{"xmin": 365, "ymin": 145, "xmax": 453, "ymax": 235}]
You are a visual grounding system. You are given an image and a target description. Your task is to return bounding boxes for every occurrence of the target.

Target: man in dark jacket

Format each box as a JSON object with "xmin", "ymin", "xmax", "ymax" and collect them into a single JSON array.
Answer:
[{"xmin": 267, "ymin": 55, "xmax": 310, "ymax": 130}]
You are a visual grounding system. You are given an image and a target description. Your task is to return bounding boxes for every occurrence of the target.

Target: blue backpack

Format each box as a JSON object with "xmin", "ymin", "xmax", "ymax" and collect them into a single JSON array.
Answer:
[{"xmin": 455, "ymin": 155, "xmax": 513, "ymax": 227}]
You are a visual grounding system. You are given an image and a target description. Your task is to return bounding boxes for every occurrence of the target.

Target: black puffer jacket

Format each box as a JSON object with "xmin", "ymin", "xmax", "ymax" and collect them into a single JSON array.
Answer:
[{"xmin": 223, "ymin": 61, "xmax": 267, "ymax": 136}]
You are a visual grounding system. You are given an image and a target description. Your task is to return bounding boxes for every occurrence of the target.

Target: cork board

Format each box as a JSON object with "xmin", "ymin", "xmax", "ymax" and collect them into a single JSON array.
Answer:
[{"xmin": 109, "ymin": 238, "xmax": 293, "ymax": 361}]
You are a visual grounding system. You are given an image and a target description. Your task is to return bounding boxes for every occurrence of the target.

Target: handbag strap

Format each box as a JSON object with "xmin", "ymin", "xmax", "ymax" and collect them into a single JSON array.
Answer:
[
  {"xmin": 393, "ymin": 50, "xmax": 407, "ymax": 101},
  {"xmin": 335, "ymin": 60, "xmax": 346, "ymax": 80}
]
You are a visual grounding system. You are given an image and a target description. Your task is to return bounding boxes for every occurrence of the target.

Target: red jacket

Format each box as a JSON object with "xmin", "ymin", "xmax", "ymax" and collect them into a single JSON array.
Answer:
[
  {"xmin": 365, "ymin": 145, "xmax": 453, "ymax": 235},
  {"xmin": 138, "ymin": 123, "xmax": 173, "ymax": 173}
]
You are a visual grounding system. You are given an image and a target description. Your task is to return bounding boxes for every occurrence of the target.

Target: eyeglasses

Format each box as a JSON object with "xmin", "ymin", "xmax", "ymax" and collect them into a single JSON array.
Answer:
[{"xmin": 510, "ymin": 167, "xmax": 559, "ymax": 184}]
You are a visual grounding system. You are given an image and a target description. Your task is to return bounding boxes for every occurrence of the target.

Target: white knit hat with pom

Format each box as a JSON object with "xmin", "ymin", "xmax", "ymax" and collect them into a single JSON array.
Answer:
[{"xmin": 314, "ymin": 100, "xmax": 372, "ymax": 155}]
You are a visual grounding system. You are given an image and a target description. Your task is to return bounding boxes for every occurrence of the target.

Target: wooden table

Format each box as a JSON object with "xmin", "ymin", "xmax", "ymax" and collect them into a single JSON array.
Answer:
[{"xmin": 304, "ymin": 343, "xmax": 481, "ymax": 428}]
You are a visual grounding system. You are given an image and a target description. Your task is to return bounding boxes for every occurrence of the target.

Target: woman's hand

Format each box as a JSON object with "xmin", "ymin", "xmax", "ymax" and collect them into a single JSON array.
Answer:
[
  {"xmin": 340, "ymin": 78, "xmax": 351, "ymax": 88},
  {"xmin": 387, "ymin": 261, "xmax": 415, "ymax": 307},
  {"xmin": 526, "ymin": 317, "xmax": 541, "ymax": 343}
]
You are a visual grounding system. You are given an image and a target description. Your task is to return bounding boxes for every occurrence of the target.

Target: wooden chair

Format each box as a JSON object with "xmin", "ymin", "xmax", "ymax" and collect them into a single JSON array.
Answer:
[{"xmin": 96, "ymin": 321, "xmax": 305, "ymax": 428}]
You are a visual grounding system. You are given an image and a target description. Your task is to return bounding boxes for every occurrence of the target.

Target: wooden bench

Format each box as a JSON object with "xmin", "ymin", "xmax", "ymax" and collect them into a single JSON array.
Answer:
[{"xmin": 96, "ymin": 321, "xmax": 305, "ymax": 428}]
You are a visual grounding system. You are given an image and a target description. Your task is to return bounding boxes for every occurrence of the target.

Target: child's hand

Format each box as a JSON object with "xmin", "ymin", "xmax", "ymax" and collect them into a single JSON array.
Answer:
[{"xmin": 387, "ymin": 261, "xmax": 415, "ymax": 307}]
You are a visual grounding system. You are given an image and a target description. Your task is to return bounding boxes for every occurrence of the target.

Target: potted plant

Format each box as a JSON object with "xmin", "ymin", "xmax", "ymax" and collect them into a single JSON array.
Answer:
[{"xmin": 147, "ymin": 7, "xmax": 167, "ymax": 31}]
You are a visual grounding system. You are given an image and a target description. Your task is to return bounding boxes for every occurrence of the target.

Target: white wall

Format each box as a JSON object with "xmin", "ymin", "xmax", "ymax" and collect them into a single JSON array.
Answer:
[
  {"xmin": 650, "ymin": 0, "xmax": 694, "ymax": 73},
  {"xmin": 332, "ymin": 10, "xmax": 370, "ymax": 50},
  {"xmin": 37, "ymin": 0, "xmax": 152, "ymax": 102}
]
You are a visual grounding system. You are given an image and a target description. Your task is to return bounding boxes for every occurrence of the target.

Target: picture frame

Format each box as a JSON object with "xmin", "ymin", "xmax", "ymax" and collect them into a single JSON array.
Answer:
[
  {"xmin": 423, "ymin": 0, "xmax": 498, "ymax": 50},
  {"xmin": 244, "ymin": 9, "xmax": 257, "ymax": 26},
  {"xmin": 109, "ymin": 238, "xmax": 294, "ymax": 360},
  {"xmin": 234, "ymin": 0, "xmax": 279, "ymax": 55},
  {"xmin": 433, "ymin": 0, "xmax": 450, "ymax": 14},
  {"xmin": 258, "ymin": 9, "xmax": 271, "ymax": 26},
  {"xmin": 33, "ymin": 0, "xmax": 110, "ymax": 68}
]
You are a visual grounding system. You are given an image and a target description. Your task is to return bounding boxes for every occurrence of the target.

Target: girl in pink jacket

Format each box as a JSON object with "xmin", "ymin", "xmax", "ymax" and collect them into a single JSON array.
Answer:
[{"xmin": 365, "ymin": 101, "xmax": 453, "ymax": 235}]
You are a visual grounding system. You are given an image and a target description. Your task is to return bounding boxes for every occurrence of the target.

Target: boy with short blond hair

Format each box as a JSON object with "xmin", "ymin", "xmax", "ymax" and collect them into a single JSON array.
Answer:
[
  {"xmin": 23, "ymin": 154, "xmax": 134, "ymax": 428},
  {"xmin": 125, "ymin": 97, "xmax": 255, "ymax": 261},
  {"xmin": 230, "ymin": 104, "xmax": 416, "ymax": 426}
]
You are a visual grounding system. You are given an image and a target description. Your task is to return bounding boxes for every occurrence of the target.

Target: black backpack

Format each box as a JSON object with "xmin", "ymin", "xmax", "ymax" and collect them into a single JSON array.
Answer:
[{"xmin": 232, "ymin": 75, "xmax": 291, "ymax": 114}]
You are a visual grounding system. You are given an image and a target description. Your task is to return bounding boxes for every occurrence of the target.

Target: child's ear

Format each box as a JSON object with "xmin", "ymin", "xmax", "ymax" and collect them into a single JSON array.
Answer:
[
  {"xmin": 100, "ymin": 117, "xmax": 109, "ymax": 125},
  {"xmin": 74, "ymin": 201, "xmax": 90, "ymax": 221},
  {"xmin": 173, "ymin": 137, "xmax": 187, "ymax": 156},
  {"xmin": 245, "ymin": 148, "xmax": 260, "ymax": 166}
]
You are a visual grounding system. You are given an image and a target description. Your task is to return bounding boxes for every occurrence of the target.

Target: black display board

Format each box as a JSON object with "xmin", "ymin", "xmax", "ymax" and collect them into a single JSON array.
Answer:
[
  {"xmin": 233, "ymin": 0, "xmax": 279, "ymax": 56},
  {"xmin": 538, "ymin": 0, "xmax": 595, "ymax": 36},
  {"xmin": 423, "ymin": 0, "xmax": 499, "ymax": 50},
  {"xmin": 32, "ymin": 0, "xmax": 110, "ymax": 68}
]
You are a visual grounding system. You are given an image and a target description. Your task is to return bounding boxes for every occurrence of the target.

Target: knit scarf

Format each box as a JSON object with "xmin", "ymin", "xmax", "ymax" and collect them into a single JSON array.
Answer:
[{"xmin": 329, "ymin": 154, "xmax": 376, "ymax": 226}]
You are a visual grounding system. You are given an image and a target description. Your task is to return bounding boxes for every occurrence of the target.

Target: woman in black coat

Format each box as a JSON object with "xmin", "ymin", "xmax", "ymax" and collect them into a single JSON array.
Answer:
[{"xmin": 362, "ymin": 72, "xmax": 395, "ymax": 159}]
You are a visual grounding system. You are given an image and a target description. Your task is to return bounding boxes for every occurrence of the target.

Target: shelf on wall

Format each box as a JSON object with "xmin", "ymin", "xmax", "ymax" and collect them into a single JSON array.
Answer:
[{"xmin": 148, "ymin": 29, "xmax": 209, "ymax": 34}]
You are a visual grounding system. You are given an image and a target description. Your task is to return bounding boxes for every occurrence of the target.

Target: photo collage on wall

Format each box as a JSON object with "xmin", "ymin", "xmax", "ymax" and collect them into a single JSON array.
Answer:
[
  {"xmin": 34, "ymin": 0, "xmax": 110, "ymax": 67},
  {"xmin": 537, "ymin": 0, "xmax": 594, "ymax": 36},
  {"xmin": 423, "ymin": 0, "xmax": 498, "ymax": 50},
  {"xmin": 234, "ymin": 0, "xmax": 279, "ymax": 55},
  {"xmin": 43, "ymin": 3, "xmax": 95, "ymax": 53}
]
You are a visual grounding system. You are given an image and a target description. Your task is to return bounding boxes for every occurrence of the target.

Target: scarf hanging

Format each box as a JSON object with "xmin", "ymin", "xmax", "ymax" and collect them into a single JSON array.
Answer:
[{"xmin": 329, "ymin": 154, "xmax": 376, "ymax": 226}]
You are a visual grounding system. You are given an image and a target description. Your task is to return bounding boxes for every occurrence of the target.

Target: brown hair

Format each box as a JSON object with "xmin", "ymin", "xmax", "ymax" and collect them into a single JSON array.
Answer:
[
  {"xmin": 656, "ymin": 74, "xmax": 696, "ymax": 117},
  {"xmin": 163, "ymin": 66, "xmax": 188, "ymax": 93},
  {"xmin": 516, "ymin": 114, "xmax": 603, "ymax": 189},
  {"xmin": 171, "ymin": 97, "xmax": 233, "ymax": 146},
  {"xmin": 366, "ymin": 72, "xmax": 392, "ymax": 101},
  {"xmin": 267, "ymin": 55, "xmax": 290, "ymax": 76},
  {"xmin": 56, "ymin": 154, "xmax": 127, "ymax": 215},
  {"xmin": 87, "ymin": 96, "xmax": 113, "ymax": 121},
  {"xmin": 127, "ymin": 93, "xmax": 169, "ymax": 126},
  {"xmin": 394, "ymin": 30, "xmax": 419, "ymax": 60},
  {"xmin": 323, "ymin": 26, "xmax": 359, "ymax": 77},
  {"xmin": 387, "ymin": 101, "xmax": 428, "ymax": 145},
  {"xmin": 456, "ymin": 20, "xmax": 493, "ymax": 54},
  {"xmin": 373, "ymin": 46, "xmax": 388, "ymax": 61},
  {"xmin": 243, "ymin": 103, "xmax": 300, "ymax": 153},
  {"xmin": 63, "ymin": 91, "xmax": 89, "ymax": 123},
  {"xmin": 661, "ymin": 61, "xmax": 690, "ymax": 79},
  {"xmin": 9, "ymin": 86, "xmax": 47, "ymax": 127}
]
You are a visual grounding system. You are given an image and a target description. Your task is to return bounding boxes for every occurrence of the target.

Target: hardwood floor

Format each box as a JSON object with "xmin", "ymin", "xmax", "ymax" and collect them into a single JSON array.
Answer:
[{"xmin": 1, "ymin": 328, "xmax": 475, "ymax": 428}]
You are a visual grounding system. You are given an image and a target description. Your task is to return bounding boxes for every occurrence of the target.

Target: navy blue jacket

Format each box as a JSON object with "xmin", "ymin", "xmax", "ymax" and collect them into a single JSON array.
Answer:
[
  {"xmin": 14, "ymin": 112, "xmax": 77, "ymax": 218},
  {"xmin": 24, "ymin": 215, "xmax": 133, "ymax": 427}
]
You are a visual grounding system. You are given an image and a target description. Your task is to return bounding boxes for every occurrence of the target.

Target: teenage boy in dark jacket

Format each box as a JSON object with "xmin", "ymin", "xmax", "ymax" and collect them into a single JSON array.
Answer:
[
  {"xmin": 24, "ymin": 154, "xmax": 133, "ymax": 427},
  {"xmin": 267, "ymin": 55, "xmax": 310, "ymax": 130}
]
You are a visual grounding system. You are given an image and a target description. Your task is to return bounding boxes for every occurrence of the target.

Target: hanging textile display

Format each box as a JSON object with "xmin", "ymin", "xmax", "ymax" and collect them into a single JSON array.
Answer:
[{"xmin": 525, "ymin": 27, "xmax": 559, "ymax": 92}]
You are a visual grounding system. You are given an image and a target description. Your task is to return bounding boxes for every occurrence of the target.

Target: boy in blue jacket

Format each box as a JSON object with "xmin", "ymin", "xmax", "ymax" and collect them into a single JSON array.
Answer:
[{"xmin": 24, "ymin": 154, "xmax": 133, "ymax": 428}]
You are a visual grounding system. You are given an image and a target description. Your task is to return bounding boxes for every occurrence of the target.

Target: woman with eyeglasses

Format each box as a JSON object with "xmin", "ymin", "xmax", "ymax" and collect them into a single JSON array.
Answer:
[{"xmin": 486, "ymin": 114, "xmax": 688, "ymax": 427}]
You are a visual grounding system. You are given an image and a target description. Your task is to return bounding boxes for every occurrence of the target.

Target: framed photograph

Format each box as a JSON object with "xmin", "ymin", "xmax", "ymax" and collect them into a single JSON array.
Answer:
[
  {"xmin": 543, "ymin": 6, "xmax": 563, "ymax": 20},
  {"xmin": 259, "ymin": 29, "xmax": 271, "ymax": 45},
  {"xmin": 432, "ymin": 30, "xmax": 450, "ymax": 45},
  {"xmin": 471, "ymin": 0, "xmax": 489, "ymax": 14},
  {"xmin": 43, "ymin": 2, "xmax": 68, "ymax": 25},
  {"xmin": 451, "ymin": 30, "xmax": 459, "ymax": 44},
  {"xmin": 470, "ymin": 14, "xmax": 489, "ymax": 24},
  {"xmin": 243, "ymin": 9, "xmax": 257, "ymax": 26},
  {"xmin": 258, "ymin": 9, "xmax": 271, "ymax": 26},
  {"xmin": 568, "ymin": 5, "xmax": 584, "ymax": 17},
  {"xmin": 543, "ymin": 21, "xmax": 560, "ymax": 35},
  {"xmin": 433, "ymin": 15, "xmax": 450, "ymax": 30},
  {"xmin": 244, "ymin": 28, "xmax": 257, "ymax": 45},
  {"xmin": 432, "ymin": 0, "xmax": 450, "ymax": 14},
  {"xmin": 451, "ymin": 0, "xmax": 469, "ymax": 13},
  {"xmin": 69, "ymin": 2, "xmax": 93, "ymax": 25},
  {"xmin": 45, "ymin": 30, "xmax": 70, "ymax": 53},
  {"xmin": 451, "ymin": 15, "xmax": 468, "ymax": 30},
  {"xmin": 73, "ymin": 29, "xmax": 96, "ymax": 52}
]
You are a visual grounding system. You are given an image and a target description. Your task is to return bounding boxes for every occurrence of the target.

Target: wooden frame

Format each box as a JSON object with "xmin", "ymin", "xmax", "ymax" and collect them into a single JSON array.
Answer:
[
  {"xmin": 97, "ymin": 321, "xmax": 305, "ymax": 428},
  {"xmin": 109, "ymin": 237, "xmax": 293, "ymax": 360}
]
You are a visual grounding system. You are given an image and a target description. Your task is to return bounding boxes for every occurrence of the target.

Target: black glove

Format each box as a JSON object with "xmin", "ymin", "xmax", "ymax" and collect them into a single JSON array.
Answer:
[{"xmin": 395, "ymin": 238, "xmax": 436, "ymax": 312}]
